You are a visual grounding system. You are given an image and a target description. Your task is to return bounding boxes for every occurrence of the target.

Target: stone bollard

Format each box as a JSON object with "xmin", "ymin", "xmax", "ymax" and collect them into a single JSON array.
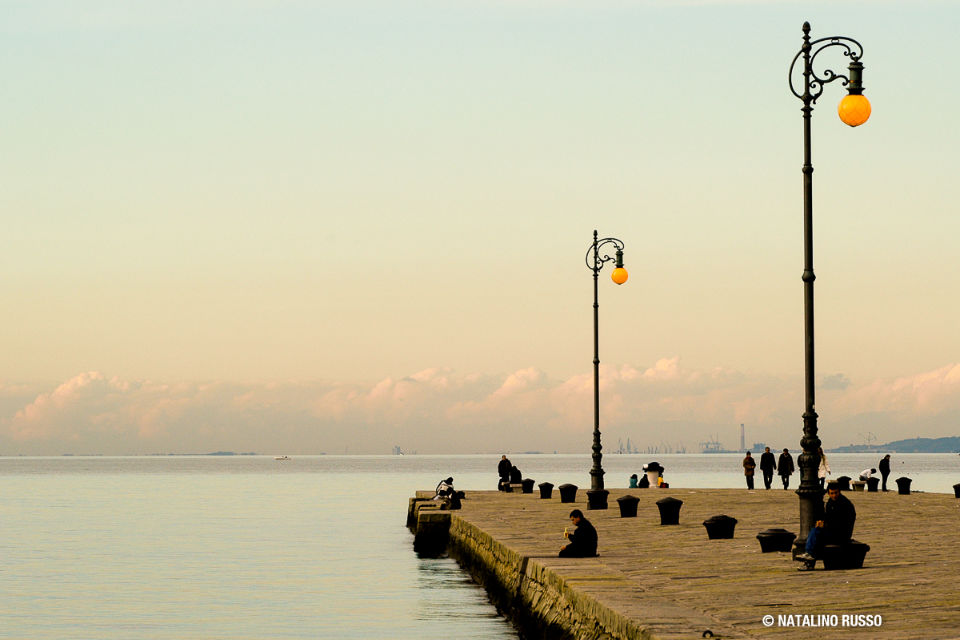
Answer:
[
  {"xmin": 851, "ymin": 481, "xmax": 865, "ymax": 491},
  {"xmin": 586, "ymin": 489, "xmax": 609, "ymax": 510},
  {"xmin": 895, "ymin": 477, "xmax": 912, "ymax": 495},
  {"xmin": 521, "ymin": 478, "xmax": 535, "ymax": 494},
  {"xmin": 655, "ymin": 497, "xmax": 683, "ymax": 525},
  {"xmin": 835, "ymin": 476, "xmax": 852, "ymax": 491},
  {"xmin": 866, "ymin": 477, "xmax": 880, "ymax": 492},
  {"xmin": 954, "ymin": 483, "xmax": 960, "ymax": 499},
  {"xmin": 756, "ymin": 528, "xmax": 796, "ymax": 552},
  {"xmin": 616, "ymin": 495, "xmax": 640, "ymax": 518},
  {"xmin": 703, "ymin": 515, "xmax": 737, "ymax": 539},
  {"xmin": 538, "ymin": 482, "xmax": 554, "ymax": 499},
  {"xmin": 558, "ymin": 483, "xmax": 578, "ymax": 503}
]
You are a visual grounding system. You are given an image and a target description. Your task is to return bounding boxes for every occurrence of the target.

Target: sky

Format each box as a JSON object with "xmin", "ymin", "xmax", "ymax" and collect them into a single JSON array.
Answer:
[{"xmin": 2, "ymin": 0, "xmax": 959, "ymax": 455}]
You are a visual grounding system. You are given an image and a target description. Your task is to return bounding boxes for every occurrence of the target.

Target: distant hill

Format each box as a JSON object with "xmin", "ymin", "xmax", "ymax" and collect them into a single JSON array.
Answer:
[{"xmin": 831, "ymin": 436, "xmax": 960, "ymax": 454}]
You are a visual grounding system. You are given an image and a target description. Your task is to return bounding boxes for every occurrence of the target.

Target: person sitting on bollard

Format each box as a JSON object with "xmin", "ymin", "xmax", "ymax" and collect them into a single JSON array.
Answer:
[
  {"xmin": 796, "ymin": 482, "xmax": 856, "ymax": 570},
  {"xmin": 858, "ymin": 468, "xmax": 877, "ymax": 482},
  {"xmin": 629, "ymin": 473, "xmax": 639, "ymax": 488},
  {"xmin": 778, "ymin": 448, "xmax": 795, "ymax": 490},
  {"xmin": 559, "ymin": 509, "xmax": 598, "ymax": 558},
  {"xmin": 497, "ymin": 455, "xmax": 512, "ymax": 491}
]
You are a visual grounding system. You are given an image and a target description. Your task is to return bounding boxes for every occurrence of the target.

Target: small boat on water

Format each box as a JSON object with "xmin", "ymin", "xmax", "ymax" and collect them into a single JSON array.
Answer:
[{"xmin": 274, "ymin": 455, "xmax": 290, "ymax": 461}]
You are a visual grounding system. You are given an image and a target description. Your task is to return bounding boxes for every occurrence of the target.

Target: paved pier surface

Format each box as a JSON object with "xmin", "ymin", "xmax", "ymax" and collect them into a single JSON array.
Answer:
[{"xmin": 452, "ymin": 487, "xmax": 960, "ymax": 639}]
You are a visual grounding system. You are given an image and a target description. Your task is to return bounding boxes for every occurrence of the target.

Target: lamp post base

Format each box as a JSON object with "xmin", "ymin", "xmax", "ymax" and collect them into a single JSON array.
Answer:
[{"xmin": 586, "ymin": 489, "xmax": 609, "ymax": 510}]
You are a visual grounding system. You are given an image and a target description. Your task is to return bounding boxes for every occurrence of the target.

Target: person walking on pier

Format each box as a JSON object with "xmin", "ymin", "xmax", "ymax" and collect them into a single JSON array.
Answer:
[
  {"xmin": 878, "ymin": 454, "xmax": 892, "ymax": 492},
  {"xmin": 559, "ymin": 509, "xmax": 598, "ymax": 558},
  {"xmin": 817, "ymin": 447, "xmax": 830, "ymax": 489},
  {"xmin": 759, "ymin": 447, "xmax": 777, "ymax": 490},
  {"xmin": 742, "ymin": 452, "xmax": 756, "ymax": 490},
  {"xmin": 777, "ymin": 448, "xmax": 795, "ymax": 490},
  {"xmin": 796, "ymin": 482, "xmax": 856, "ymax": 570}
]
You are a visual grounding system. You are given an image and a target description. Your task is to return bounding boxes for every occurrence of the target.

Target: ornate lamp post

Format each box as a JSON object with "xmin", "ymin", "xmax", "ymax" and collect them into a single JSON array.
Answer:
[
  {"xmin": 584, "ymin": 230, "xmax": 628, "ymax": 510},
  {"xmin": 788, "ymin": 22, "xmax": 871, "ymax": 555}
]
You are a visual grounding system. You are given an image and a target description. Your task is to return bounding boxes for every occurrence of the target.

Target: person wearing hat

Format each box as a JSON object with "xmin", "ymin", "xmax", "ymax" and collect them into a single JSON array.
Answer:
[
  {"xmin": 777, "ymin": 448, "xmax": 795, "ymax": 490},
  {"xmin": 796, "ymin": 481, "xmax": 856, "ymax": 570}
]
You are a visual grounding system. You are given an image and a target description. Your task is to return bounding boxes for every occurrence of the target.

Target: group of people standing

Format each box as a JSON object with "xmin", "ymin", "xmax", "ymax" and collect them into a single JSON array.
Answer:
[
  {"xmin": 742, "ymin": 447, "xmax": 796, "ymax": 490},
  {"xmin": 742, "ymin": 449, "xmax": 893, "ymax": 491}
]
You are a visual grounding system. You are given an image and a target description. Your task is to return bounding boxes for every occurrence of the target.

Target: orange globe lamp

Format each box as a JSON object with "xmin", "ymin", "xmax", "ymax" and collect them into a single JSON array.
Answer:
[
  {"xmin": 838, "ymin": 94, "xmax": 871, "ymax": 127},
  {"xmin": 611, "ymin": 267, "xmax": 628, "ymax": 285}
]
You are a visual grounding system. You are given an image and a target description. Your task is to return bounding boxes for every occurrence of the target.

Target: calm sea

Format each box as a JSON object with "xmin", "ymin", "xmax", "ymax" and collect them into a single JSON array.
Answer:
[{"xmin": 1, "ymin": 453, "xmax": 956, "ymax": 639}]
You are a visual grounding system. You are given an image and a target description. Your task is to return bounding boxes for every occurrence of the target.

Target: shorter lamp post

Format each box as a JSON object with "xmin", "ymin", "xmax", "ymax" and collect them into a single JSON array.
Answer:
[
  {"xmin": 788, "ymin": 21, "xmax": 871, "ymax": 556},
  {"xmin": 585, "ymin": 230, "xmax": 628, "ymax": 510}
]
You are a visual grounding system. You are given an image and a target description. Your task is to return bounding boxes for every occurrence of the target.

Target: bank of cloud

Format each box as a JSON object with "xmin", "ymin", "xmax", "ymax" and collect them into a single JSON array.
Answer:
[{"xmin": 2, "ymin": 360, "xmax": 960, "ymax": 455}]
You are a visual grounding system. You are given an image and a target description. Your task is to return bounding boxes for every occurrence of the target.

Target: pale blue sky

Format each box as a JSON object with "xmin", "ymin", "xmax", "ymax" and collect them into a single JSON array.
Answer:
[{"xmin": 2, "ymin": 1, "xmax": 959, "ymax": 453}]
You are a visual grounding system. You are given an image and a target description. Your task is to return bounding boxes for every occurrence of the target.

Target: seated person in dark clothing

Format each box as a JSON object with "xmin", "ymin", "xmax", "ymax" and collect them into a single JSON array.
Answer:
[
  {"xmin": 796, "ymin": 482, "xmax": 856, "ymax": 570},
  {"xmin": 559, "ymin": 509, "xmax": 598, "ymax": 558},
  {"xmin": 509, "ymin": 466, "xmax": 522, "ymax": 484}
]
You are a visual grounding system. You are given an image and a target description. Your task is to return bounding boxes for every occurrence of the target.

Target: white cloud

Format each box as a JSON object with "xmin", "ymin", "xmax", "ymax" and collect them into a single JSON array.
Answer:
[{"xmin": 3, "ymin": 361, "xmax": 960, "ymax": 455}]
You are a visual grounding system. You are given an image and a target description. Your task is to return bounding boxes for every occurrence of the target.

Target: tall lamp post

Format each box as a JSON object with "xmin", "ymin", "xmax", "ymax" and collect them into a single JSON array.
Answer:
[
  {"xmin": 584, "ymin": 230, "xmax": 628, "ymax": 510},
  {"xmin": 788, "ymin": 22, "xmax": 871, "ymax": 555}
]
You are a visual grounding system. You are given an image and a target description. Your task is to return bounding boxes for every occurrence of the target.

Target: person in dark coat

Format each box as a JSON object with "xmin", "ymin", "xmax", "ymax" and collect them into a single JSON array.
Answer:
[
  {"xmin": 796, "ymin": 482, "xmax": 856, "ymax": 570},
  {"xmin": 498, "ymin": 455, "xmax": 512, "ymax": 491},
  {"xmin": 742, "ymin": 452, "xmax": 757, "ymax": 489},
  {"xmin": 777, "ymin": 448, "xmax": 795, "ymax": 490},
  {"xmin": 559, "ymin": 509, "xmax": 598, "ymax": 557},
  {"xmin": 509, "ymin": 465, "xmax": 522, "ymax": 484},
  {"xmin": 878, "ymin": 454, "xmax": 891, "ymax": 492},
  {"xmin": 759, "ymin": 447, "xmax": 777, "ymax": 490}
]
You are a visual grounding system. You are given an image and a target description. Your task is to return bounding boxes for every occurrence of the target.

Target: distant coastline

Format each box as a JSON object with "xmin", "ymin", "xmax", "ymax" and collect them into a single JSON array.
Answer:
[{"xmin": 829, "ymin": 436, "xmax": 960, "ymax": 454}]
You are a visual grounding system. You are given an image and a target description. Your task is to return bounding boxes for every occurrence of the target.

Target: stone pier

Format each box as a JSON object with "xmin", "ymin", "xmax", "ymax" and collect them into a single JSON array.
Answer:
[{"xmin": 408, "ymin": 487, "xmax": 960, "ymax": 639}]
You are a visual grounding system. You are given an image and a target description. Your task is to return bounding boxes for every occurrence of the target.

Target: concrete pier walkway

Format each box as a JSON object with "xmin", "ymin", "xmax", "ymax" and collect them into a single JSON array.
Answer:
[{"xmin": 434, "ymin": 487, "xmax": 960, "ymax": 639}]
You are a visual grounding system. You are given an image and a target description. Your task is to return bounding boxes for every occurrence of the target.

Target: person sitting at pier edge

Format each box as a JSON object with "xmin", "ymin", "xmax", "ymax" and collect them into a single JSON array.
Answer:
[
  {"xmin": 434, "ymin": 477, "xmax": 454, "ymax": 498},
  {"xmin": 629, "ymin": 473, "xmax": 639, "ymax": 488},
  {"xmin": 796, "ymin": 482, "xmax": 856, "ymax": 570},
  {"xmin": 742, "ymin": 452, "xmax": 756, "ymax": 489},
  {"xmin": 497, "ymin": 455, "xmax": 512, "ymax": 490},
  {"xmin": 509, "ymin": 465, "xmax": 522, "ymax": 484},
  {"xmin": 858, "ymin": 468, "xmax": 877, "ymax": 481},
  {"xmin": 759, "ymin": 446, "xmax": 777, "ymax": 490},
  {"xmin": 778, "ymin": 448, "xmax": 795, "ymax": 490},
  {"xmin": 638, "ymin": 471, "xmax": 650, "ymax": 488},
  {"xmin": 878, "ymin": 454, "xmax": 892, "ymax": 491},
  {"xmin": 559, "ymin": 509, "xmax": 598, "ymax": 558}
]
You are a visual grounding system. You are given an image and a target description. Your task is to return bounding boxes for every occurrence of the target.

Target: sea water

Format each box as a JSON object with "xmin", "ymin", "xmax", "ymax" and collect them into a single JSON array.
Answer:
[{"xmin": 0, "ymin": 453, "xmax": 956, "ymax": 639}]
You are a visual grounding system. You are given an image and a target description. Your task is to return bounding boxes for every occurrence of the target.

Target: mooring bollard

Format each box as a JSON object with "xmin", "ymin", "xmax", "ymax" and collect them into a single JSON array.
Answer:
[
  {"xmin": 895, "ymin": 477, "xmax": 912, "ymax": 495},
  {"xmin": 538, "ymin": 482, "xmax": 554, "ymax": 499},
  {"xmin": 756, "ymin": 528, "xmax": 796, "ymax": 552},
  {"xmin": 703, "ymin": 515, "xmax": 737, "ymax": 539},
  {"xmin": 586, "ymin": 489, "xmax": 609, "ymax": 510},
  {"xmin": 822, "ymin": 540, "xmax": 871, "ymax": 570},
  {"xmin": 866, "ymin": 477, "xmax": 880, "ymax": 492},
  {"xmin": 835, "ymin": 476, "xmax": 852, "ymax": 491},
  {"xmin": 954, "ymin": 483, "xmax": 960, "ymax": 499},
  {"xmin": 655, "ymin": 497, "xmax": 683, "ymax": 525},
  {"xmin": 616, "ymin": 494, "xmax": 640, "ymax": 518},
  {"xmin": 558, "ymin": 483, "xmax": 578, "ymax": 503},
  {"xmin": 521, "ymin": 478, "xmax": 535, "ymax": 494}
]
